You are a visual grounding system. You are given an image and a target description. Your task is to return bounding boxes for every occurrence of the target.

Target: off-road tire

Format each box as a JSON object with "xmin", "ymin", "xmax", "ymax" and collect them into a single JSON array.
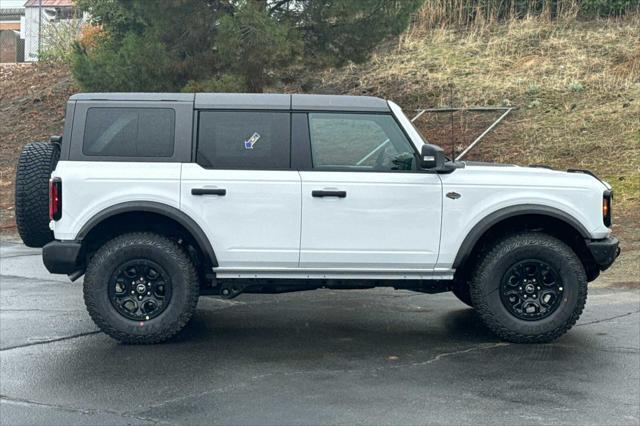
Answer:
[
  {"xmin": 470, "ymin": 232, "xmax": 587, "ymax": 343},
  {"xmin": 451, "ymin": 279, "xmax": 473, "ymax": 308},
  {"xmin": 84, "ymin": 232, "xmax": 199, "ymax": 344},
  {"xmin": 15, "ymin": 142, "xmax": 60, "ymax": 247}
]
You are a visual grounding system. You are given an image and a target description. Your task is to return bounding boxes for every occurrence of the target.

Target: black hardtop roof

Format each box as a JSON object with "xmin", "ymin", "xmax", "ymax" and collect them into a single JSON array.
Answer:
[{"xmin": 69, "ymin": 93, "xmax": 390, "ymax": 112}]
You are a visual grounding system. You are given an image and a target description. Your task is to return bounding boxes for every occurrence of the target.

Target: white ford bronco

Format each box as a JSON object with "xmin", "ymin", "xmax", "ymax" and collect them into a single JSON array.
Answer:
[{"xmin": 14, "ymin": 93, "xmax": 619, "ymax": 344}]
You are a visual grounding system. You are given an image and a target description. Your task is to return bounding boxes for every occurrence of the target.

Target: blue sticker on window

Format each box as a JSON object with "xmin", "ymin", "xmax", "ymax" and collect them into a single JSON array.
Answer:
[{"xmin": 244, "ymin": 132, "xmax": 261, "ymax": 150}]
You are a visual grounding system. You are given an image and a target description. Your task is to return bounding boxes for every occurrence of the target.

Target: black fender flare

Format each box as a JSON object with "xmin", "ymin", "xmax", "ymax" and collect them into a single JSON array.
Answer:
[
  {"xmin": 77, "ymin": 201, "xmax": 218, "ymax": 267},
  {"xmin": 452, "ymin": 204, "xmax": 590, "ymax": 269}
]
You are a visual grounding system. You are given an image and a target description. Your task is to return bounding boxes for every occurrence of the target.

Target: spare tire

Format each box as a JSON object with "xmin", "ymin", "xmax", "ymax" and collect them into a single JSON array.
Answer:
[{"xmin": 15, "ymin": 141, "xmax": 60, "ymax": 248}]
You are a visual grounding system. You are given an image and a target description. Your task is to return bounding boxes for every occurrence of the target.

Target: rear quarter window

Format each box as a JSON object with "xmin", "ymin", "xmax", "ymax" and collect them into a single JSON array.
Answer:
[{"xmin": 83, "ymin": 108, "xmax": 175, "ymax": 157}]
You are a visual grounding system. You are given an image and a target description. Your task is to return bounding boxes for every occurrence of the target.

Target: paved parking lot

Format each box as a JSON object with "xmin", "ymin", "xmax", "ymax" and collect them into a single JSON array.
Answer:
[{"xmin": 1, "ymin": 241, "xmax": 639, "ymax": 425}]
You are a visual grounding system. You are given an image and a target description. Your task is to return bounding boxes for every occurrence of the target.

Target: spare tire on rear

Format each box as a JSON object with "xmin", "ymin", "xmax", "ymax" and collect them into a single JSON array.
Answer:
[{"xmin": 15, "ymin": 141, "xmax": 60, "ymax": 248}]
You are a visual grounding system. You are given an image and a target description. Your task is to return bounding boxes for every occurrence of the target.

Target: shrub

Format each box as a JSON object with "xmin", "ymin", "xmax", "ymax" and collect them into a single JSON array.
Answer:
[
  {"xmin": 182, "ymin": 75, "xmax": 248, "ymax": 93},
  {"xmin": 39, "ymin": 17, "xmax": 84, "ymax": 64},
  {"xmin": 412, "ymin": 0, "xmax": 639, "ymax": 30},
  {"xmin": 72, "ymin": 33, "xmax": 177, "ymax": 92},
  {"xmin": 580, "ymin": 0, "xmax": 639, "ymax": 16},
  {"xmin": 568, "ymin": 81, "xmax": 585, "ymax": 92},
  {"xmin": 526, "ymin": 84, "xmax": 541, "ymax": 96}
]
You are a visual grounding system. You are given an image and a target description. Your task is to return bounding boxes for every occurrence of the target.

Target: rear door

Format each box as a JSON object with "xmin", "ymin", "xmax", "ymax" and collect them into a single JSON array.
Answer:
[
  {"xmin": 180, "ymin": 110, "xmax": 301, "ymax": 271},
  {"xmin": 298, "ymin": 112, "xmax": 442, "ymax": 271}
]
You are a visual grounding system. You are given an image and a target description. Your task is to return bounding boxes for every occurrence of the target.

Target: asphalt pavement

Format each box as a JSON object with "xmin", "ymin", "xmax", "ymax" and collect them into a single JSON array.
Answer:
[{"xmin": 1, "ymin": 241, "xmax": 639, "ymax": 425}]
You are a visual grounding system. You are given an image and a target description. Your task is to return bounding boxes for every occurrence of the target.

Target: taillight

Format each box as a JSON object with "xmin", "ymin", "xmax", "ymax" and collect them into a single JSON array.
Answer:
[
  {"xmin": 49, "ymin": 178, "xmax": 62, "ymax": 221},
  {"xmin": 602, "ymin": 190, "xmax": 612, "ymax": 227}
]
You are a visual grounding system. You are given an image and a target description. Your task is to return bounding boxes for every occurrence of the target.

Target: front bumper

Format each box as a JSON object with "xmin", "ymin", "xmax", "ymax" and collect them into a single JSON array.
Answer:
[
  {"xmin": 42, "ymin": 240, "xmax": 82, "ymax": 275},
  {"xmin": 586, "ymin": 236, "xmax": 620, "ymax": 271}
]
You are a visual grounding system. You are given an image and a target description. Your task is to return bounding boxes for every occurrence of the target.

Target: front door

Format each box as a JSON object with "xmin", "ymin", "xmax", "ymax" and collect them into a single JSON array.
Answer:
[{"xmin": 299, "ymin": 112, "xmax": 442, "ymax": 271}]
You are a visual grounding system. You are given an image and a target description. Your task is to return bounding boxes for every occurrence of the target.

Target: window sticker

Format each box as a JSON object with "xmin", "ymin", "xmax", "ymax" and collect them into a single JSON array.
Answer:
[{"xmin": 244, "ymin": 132, "xmax": 261, "ymax": 150}]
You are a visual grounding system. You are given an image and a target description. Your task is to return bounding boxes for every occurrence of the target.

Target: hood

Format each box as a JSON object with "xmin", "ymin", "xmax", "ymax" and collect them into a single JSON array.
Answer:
[{"xmin": 457, "ymin": 162, "xmax": 611, "ymax": 191}]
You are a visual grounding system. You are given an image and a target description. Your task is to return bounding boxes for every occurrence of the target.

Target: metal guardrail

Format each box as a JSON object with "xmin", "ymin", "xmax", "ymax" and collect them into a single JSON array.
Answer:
[{"xmin": 411, "ymin": 107, "xmax": 515, "ymax": 161}]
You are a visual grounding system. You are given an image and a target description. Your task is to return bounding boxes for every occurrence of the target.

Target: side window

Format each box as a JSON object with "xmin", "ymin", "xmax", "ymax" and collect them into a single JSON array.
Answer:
[
  {"xmin": 197, "ymin": 111, "xmax": 290, "ymax": 170},
  {"xmin": 83, "ymin": 108, "xmax": 175, "ymax": 157},
  {"xmin": 308, "ymin": 113, "xmax": 415, "ymax": 171}
]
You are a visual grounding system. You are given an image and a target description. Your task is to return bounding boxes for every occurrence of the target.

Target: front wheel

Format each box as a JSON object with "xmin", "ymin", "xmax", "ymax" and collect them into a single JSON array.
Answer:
[
  {"xmin": 470, "ymin": 232, "xmax": 587, "ymax": 343},
  {"xmin": 84, "ymin": 232, "xmax": 199, "ymax": 344},
  {"xmin": 450, "ymin": 279, "xmax": 473, "ymax": 308}
]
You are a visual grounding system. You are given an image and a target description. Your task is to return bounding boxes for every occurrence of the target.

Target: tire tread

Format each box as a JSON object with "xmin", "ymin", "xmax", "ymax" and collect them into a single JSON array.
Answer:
[
  {"xmin": 470, "ymin": 232, "xmax": 587, "ymax": 343},
  {"xmin": 83, "ymin": 232, "xmax": 199, "ymax": 344},
  {"xmin": 15, "ymin": 142, "xmax": 60, "ymax": 248}
]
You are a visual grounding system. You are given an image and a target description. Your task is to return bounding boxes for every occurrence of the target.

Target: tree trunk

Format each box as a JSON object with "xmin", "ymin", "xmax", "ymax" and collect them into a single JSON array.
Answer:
[{"xmin": 247, "ymin": 76, "xmax": 264, "ymax": 93}]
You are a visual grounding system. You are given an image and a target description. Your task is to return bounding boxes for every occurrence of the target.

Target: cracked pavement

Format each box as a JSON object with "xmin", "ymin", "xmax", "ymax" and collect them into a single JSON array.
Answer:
[{"xmin": 1, "ymin": 241, "xmax": 639, "ymax": 425}]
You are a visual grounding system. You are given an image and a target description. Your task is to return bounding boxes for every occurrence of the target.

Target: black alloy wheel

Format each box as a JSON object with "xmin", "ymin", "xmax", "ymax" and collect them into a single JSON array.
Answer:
[
  {"xmin": 109, "ymin": 260, "xmax": 172, "ymax": 321},
  {"xmin": 500, "ymin": 260, "xmax": 563, "ymax": 321}
]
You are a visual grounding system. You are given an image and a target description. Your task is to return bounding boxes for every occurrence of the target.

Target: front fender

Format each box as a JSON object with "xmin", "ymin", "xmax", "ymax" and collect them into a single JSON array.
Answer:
[
  {"xmin": 436, "ymin": 166, "xmax": 608, "ymax": 269},
  {"xmin": 450, "ymin": 204, "xmax": 590, "ymax": 269}
]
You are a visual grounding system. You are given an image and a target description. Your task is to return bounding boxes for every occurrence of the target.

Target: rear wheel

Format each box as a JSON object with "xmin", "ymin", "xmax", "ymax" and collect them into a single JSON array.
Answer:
[
  {"xmin": 470, "ymin": 232, "xmax": 587, "ymax": 343},
  {"xmin": 15, "ymin": 142, "xmax": 60, "ymax": 247},
  {"xmin": 83, "ymin": 233, "xmax": 199, "ymax": 344}
]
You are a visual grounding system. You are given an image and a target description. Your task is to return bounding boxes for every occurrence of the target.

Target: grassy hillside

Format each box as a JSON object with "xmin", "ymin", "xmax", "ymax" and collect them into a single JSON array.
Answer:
[{"xmin": 306, "ymin": 16, "xmax": 638, "ymax": 211}]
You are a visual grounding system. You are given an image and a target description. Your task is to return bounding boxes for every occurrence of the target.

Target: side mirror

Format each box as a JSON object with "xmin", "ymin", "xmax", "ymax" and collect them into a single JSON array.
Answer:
[{"xmin": 420, "ymin": 144, "xmax": 446, "ymax": 170}]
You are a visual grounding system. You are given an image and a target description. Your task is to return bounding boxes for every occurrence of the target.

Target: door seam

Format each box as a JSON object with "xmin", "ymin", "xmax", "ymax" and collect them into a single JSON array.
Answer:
[
  {"xmin": 434, "ymin": 174, "xmax": 444, "ymax": 267},
  {"xmin": 297, "ymin": 170, "xmax": 303, "ymax": 267}
]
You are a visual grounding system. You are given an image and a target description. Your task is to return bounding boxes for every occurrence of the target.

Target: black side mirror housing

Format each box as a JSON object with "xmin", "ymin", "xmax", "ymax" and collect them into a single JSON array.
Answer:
[
  {"xmin": 420, "ymin": 144, "xmax": 446, "ymax": 170},
  {"xmin": 420, "ymin": 144, "xmax": 461, "ymax": 173}
]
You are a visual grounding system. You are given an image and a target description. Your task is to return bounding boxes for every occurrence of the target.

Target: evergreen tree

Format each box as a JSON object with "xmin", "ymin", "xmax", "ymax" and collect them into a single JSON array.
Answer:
[{"xmin": 72, "ymin": 0, "xmax": 423, "ymax": 92}]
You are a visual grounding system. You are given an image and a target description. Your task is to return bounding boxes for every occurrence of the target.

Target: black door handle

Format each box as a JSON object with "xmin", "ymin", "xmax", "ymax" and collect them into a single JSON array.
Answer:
[
  {"xmin": 312, "ymin": 190, "xmax": 346, "ymax": 198},
  {"xmin": 192, "ymin": 188, "xmax": 226, "ymax": 196}
]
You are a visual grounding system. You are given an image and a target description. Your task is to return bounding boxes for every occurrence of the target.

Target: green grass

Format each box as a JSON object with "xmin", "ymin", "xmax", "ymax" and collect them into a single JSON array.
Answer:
[{"xmin": 604, "ymin": 172, "xmax": 640, "ymax": 206}]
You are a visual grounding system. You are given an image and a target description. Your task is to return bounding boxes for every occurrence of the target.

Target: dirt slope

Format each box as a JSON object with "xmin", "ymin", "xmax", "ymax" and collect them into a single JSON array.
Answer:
[{"xmin": 0, "ymin": 63, "xmax": 77, "ymax": 234}]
